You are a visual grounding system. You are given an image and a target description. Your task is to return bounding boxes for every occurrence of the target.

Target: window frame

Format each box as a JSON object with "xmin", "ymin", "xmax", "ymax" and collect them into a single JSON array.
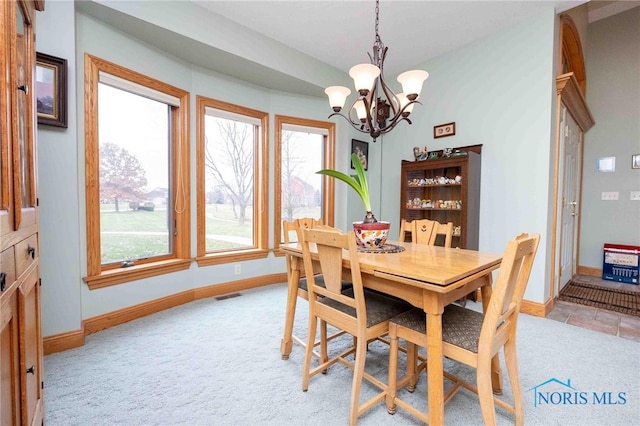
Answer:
[
  {"xmin": 273, "ymin": 115, "xmax": 335, "ymax": 253},
  {"xmin": 83, "ymin": 54, "xmax": 191, "ymax": 289},
  {"xmin": 195, "ymin": 95, "xmax": 269, "ymax": 266}
]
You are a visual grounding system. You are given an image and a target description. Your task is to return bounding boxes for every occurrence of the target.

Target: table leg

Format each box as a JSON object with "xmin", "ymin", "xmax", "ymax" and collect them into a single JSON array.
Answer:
[
  {"xmin": 480, "ymin": 278, "xmax": 503, "ymax": 394},
  {"xmin": 426, "ymin": 311, "xmax": 444, "ymax": 425},
  {"xmin": 280, "ymin": 262, "xmax": 300, "ymax": 360}
]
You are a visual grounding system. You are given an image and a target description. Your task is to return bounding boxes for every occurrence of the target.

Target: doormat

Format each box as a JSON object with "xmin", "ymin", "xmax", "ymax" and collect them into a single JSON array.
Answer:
[{"xmin": 558, "ymin": 281, "xmax": 640, "ymax": 317}]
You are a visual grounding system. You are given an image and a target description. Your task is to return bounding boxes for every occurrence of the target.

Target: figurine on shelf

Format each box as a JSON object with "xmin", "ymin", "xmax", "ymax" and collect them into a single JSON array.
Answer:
[
  {"xmin": 443, "ymin": 148, "xmax": 453, "ymax": 157},
  {"xmin": 428, "ymin": 151, "xmax": 438, "ymax": 160},
  {"xmin": 413, "ymin": 146, "xmax": 428, "ymax": 161}
]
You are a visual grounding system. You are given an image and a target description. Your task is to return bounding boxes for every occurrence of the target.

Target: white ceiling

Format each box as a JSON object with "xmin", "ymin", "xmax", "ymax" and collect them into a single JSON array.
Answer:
[{"xmin": 194, "ymin": 0, "xmax": 595, "ymax": 76}]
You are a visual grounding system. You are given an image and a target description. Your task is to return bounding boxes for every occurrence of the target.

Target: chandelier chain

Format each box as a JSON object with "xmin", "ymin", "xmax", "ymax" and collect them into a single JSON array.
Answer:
[{"xmin": 374, "ymin": 0, "xmax": 380, "ymax": 42}]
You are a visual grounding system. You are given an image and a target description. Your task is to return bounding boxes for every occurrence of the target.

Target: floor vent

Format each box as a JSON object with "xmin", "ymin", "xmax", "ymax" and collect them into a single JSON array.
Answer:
[{"xmin": 215, "ymin": 293, "xmax": 242, "ymax": 301}]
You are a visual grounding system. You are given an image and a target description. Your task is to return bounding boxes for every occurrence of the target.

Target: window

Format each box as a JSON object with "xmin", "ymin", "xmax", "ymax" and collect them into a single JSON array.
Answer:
[
  {"xmin": 274, "ymin": 115, "xmax": 335, "ymax": 248},
  {"xmin": 83, "ymin": 54, "xmax": 190, "ymax": 288},
  {"xmin": 196, "ymin": 96, "xmax": 268, "ymax": 265}
]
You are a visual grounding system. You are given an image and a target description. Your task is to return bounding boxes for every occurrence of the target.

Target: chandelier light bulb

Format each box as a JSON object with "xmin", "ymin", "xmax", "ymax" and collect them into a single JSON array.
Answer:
[
  {"xmin": 397, "ymin": 70, "xmax": 429, "ymax": 100},
  {"xmin": 395, "ymin": 93, "xmax": 414, "ymax": 117},
  {"xmin": 349, "ymin": 63, "xmax": 380, "ymax": 96},
  {"xmin": 353, "ymin": 100, "xmax": 368, "ymax": 122},
  {"xmin": 324, "ymin": 86, "xmax": 352, "ymax": 112}
]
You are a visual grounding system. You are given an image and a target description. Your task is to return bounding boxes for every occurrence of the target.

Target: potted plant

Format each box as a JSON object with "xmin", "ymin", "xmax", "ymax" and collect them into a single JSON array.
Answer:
[{"xmin": 317, "ymin": 153, "xmax": 390, "ymax": 248}]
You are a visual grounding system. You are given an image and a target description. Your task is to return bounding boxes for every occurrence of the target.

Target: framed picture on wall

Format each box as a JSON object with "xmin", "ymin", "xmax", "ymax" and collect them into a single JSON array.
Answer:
[
  {"xmin": 351, "ymin": 139, "xmax": 368, "ymax": 171},
  {"xmin": 36, "ymin": 52, "xmax": 68, "ymax": 128}
]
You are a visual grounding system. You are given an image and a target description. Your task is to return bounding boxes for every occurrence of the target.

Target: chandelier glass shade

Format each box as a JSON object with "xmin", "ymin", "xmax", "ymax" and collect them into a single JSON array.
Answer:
[{"xmin": 325, "ymin": 0, "xmax": 429, "ymax": 141}]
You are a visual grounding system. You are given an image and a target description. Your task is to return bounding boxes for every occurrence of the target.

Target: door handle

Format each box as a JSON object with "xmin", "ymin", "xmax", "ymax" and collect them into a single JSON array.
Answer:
[
  {"xmin": 27, "ymin": 245, "xmax": 36, "ymax": 259},
  {"xmin": 0, "ymin": 272, "xmax": 6, "ymax": 292},
  {"xmin": 18, "ymin": 84, "xmax": 28, "ymax": 94}
]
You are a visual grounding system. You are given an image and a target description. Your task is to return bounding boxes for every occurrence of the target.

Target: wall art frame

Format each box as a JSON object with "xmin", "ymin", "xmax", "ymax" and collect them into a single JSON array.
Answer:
[
  {"xmin": 36, "ymin": 52, "xmax": 68, "ymax": 128},
  {"xmin": 434, "ymin": 122, "xmax": 455, "ymax": 138},
  {"xmin": 351, "ymin": 139, "xmax": 368, "ymax": 171}
]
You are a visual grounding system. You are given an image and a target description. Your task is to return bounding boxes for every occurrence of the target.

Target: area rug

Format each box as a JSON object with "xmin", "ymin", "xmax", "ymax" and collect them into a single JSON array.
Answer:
[{"xmin": 559, "ymin": 280, "xmax": 640, "ymax": 317}]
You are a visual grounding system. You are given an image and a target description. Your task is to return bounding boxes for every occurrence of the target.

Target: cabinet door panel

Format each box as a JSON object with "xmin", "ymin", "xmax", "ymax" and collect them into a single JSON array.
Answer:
[
  {"xmin": 18, "ymin": 266, "xmax": 42, "ymax": 426},
  {"xmin": 1, "ymin": 291, "xmax": 21, "ymax": 426}
]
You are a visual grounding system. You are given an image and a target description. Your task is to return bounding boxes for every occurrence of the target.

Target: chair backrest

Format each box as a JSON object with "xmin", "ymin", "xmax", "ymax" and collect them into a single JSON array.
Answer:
[
  {"xmin": 282, "ymin": 217, "xmax": 323, "ymax": 244},
  {"xmin": 428, "ymin": 221, "xmax": 454, "ymax": 248},
  {"xmin": 300, "ymin": 226, "xmax": 366, "ymax": 324},
  {"xmin": 398, "ymin": 219, "xmax": 413, "ymax": 242},
  {"xmin": 411, "ymin": 219, "xmax": 437, "ymax": 245},
  {"xmin": 479, "ymin": 233, "xmax": 540, "ymax": 352},
  {"xmin": 283, "ymin": 218, "xmax": 324, "ymax": 277}
]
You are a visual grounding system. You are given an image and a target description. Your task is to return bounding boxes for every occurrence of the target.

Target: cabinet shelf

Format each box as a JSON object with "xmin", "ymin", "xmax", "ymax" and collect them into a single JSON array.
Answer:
[
  {"xmin": 407, "ymin": 208, "xmax": 462, "ymax": 211},
  {"xmin": 400, "ymin": 150, "xmax": 481, "ymax": 249},
  {"xmin": 407, "ymin": 183, "xmax": 462, "ymax": 188}
]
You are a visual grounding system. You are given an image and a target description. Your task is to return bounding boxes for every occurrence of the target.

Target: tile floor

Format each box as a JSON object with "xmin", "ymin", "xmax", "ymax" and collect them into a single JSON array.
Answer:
[{"xmin": 546, "ymin": 275, "xmax": 640, "ymax": 343}]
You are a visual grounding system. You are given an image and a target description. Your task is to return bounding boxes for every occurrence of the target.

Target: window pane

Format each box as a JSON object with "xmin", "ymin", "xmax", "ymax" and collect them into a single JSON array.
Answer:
[
  {"xmin": 98, "ymin": 83, "xmax": 172, "ymax": 265},
  {"xmin": 280, "ymin": 130, "xmax": 324, "ymax": 241},
  {"xmin": 203, "ymin": 113, "xmax": 256, "ymax": 251}
]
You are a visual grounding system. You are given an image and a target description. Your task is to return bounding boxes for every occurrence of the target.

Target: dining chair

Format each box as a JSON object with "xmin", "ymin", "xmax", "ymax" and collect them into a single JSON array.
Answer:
[
  {"xmin": 281, "ymin": 218, "xmax": 349, "ymax": 360},
  {"xmin": 398, "ymin": 218, "xmax": 413, "ymax": 242},
  {"xmin": 386, "ymin": 233, "xmax": 540, "ymax": 425},
  {"xmin": 410, "ymin": 219, "xmax": 437, "ymax": 245},
  {"xmin": 300, "ymin": 226, "xmax": 412, "ymax": 426},
  {"xmin": 428, "ymin": 221, "xmax": 454, "ymax": 248}
]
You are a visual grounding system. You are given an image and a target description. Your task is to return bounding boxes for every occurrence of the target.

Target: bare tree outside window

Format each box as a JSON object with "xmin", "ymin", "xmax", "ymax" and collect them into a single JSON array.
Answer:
[
  {"xmin": 279, "ymin": 129, "xmax": 323, "ymax": 226},
  {"xmin": 204, "ymin": 119, "xmax": 254, "ymax": 226},
  {"xmin": 99, "ymin": 142, "xmax": 147, "ymax": 212}
]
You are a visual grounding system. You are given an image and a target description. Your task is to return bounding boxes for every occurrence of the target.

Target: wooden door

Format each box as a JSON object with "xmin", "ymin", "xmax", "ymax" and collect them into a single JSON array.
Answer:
[{"xmin": 558, "ymin": 105, "xmax": 582, "ymax": 294}]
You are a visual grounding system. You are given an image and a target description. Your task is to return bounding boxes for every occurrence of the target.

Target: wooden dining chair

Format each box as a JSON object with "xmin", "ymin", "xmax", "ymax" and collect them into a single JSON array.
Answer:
[
  {"xmin": 429, "ymin": 221, "xmax": 454, "ymax": 248},
  {"xmin": 398, "ymin": 219, "xmax": 413, "ymax": 242},
  {"xmin": 300, "ymin": 226, "xmax": 412, "ymax": 426},
  {"xmin": 281, "ymin": 218, "xmax": 349, "ymax": 360},
  {"xmin": 411, "ymin": 219, "xmax": 437, "ymax": 245},
  {"xmin": 386, "ymin": 233, "xmax": 540, "ymax": 425}
]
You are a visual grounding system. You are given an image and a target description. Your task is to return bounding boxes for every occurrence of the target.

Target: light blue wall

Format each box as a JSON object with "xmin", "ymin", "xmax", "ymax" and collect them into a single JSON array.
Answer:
[
  {"xmin": 379, "ymin": 10, "xmax": 558, "ymax": 302},
  {"xmin": 581, "ymin": 7, "xmax": 640, "ymax": 267},
  {"xmin": 36, "ymin": 1, "xmax": 353, "ymax": 337},
  {"xmin": 37, "ymin": 1, "xmax": 564, "ymax": 338}
]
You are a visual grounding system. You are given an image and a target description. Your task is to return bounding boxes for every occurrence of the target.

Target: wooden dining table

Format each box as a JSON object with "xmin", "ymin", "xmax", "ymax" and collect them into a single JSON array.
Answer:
[{"xmin": 280, "ymin": 240, "xmax": 503, "ymax": 425}]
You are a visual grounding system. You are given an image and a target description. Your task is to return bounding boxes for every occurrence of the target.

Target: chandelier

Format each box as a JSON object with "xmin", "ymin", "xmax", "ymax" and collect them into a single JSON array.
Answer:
[{"xmin": 324, "ymin": 0, "xmax": 429, "ymax": 142}]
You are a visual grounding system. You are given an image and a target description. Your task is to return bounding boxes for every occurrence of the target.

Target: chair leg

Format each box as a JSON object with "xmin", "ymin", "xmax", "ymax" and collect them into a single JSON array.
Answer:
[
  {"xmin": 386, "ymin": 333, "xmax": 399, "ymax": 414},
  {"xmin": 281, "ymin": 274, "xmax": 300, "ymax": 360},
  {"xmin": 320, "ymin": 319, "xmax": 329, "ymax": 365},
  {"xmin": 302, "ymin": 313, "xmax": 318, "ymax": 392},
  {"xmin": 406, "ymin": 342, "xmax": 418, "ymax": 392},
  {"xmin": 476, "ymin": 354, "xmax": 497, "ymax": 426},
  {"xmin": 349, "ymin": 335, "xmax": 369, "ymax": 426},
  {"xmin": 504, "ymin": 339, "xmax": 524, "ymax": 426}
]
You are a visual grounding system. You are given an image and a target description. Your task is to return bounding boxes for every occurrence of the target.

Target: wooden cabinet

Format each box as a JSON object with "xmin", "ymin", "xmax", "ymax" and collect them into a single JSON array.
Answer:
[
  {"xmin": 1, "ymin": 1, "xmax": 44, "ymax": 425},
  {"xmin": 400, "ymin": 150, "xmax": 481, "ymax": 249}
]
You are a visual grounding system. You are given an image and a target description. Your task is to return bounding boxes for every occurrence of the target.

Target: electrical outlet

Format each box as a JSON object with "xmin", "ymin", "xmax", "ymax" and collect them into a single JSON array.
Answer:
[
  {"xmin": 234, "ymin": 264, "xmax": 241, "ymax": 275},
  {"xmin": 601, "ymin": 192, "xmax": 619, "ymax": 201},
  {"xmin": 631, "ymin": 191, "xmax": 640, "ymax": 201}
]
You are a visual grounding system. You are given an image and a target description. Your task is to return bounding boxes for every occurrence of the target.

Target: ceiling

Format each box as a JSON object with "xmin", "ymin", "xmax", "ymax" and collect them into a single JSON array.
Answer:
[
  {"xmin": 194, "ymin": 0, "xmax": 597, "ymax": 76},
  {"xmin": 79, "ymin": 1, "xmax": 640, "ymax": 97}
]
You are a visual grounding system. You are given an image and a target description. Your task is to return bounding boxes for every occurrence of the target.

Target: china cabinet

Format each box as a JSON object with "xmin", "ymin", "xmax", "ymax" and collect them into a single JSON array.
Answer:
[
  {"xmin": 400, "ymin": 148, "xmax": 481, "ymax": 249},
  {"xmin": 1, "ymin": 1, "xmax": 44, "ymax": 425}
]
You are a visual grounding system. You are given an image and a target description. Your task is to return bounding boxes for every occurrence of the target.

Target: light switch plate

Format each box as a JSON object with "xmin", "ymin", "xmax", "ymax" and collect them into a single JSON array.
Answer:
[
  {"xmin": 601, "ymin": 192, "xmax": 619, "ymax": 200},
  {"xmin": 631, "ymin": 191, "xmax": 640, "ymax": 201}
]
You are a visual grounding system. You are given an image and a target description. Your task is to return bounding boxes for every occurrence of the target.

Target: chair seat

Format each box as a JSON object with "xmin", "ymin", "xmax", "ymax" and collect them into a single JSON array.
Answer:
[
  {"xmin": 390, "ymin": 305, "xmax": 484, "ymax": 353},
  {"xmin": 321, "ymin": 288, "xmax": 412, "ymax": 327},
  {"xmin": 299, "ymin": 275, "xmax": 352, "ymax": 293}
]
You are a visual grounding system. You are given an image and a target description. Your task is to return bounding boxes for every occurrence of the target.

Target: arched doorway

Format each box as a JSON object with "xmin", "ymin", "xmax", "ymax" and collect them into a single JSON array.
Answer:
[{"xmin": 550, "ymin": 15, "xmax": 594, "ymax": 303}]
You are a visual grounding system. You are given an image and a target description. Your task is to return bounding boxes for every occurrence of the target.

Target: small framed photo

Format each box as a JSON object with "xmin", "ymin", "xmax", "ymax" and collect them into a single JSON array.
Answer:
[
  {"xmin": 434, "ymin": 122, "xmax": 455, "ymax": 138},
  {"xmin": 351, "ymin": 139, "xmax": 368, "ymax": 170},
  {"xmin": 633, "ymin": 154, "xmax": 640, "ymax": 169},
  {"xmin": 36, "ymin": 52, "xmax": 67, "ymax": 128}
]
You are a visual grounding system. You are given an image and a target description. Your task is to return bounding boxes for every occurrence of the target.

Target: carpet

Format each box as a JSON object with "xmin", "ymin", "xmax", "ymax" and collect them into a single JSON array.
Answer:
[
  {"xmin": 44, "ymin": 284, "xmax": 640, "ymax": 425},
  {"xmin": 558, "ymin": 280, "xmax": 640, "ymax": 317}
]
